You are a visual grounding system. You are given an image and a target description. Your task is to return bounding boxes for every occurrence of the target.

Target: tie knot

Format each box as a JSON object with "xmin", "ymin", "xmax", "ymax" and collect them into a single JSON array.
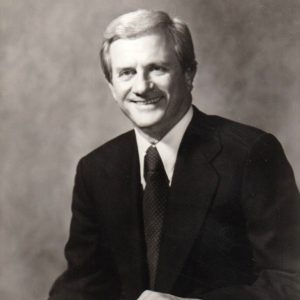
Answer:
[{"xmin": 145, "ymin": 146, "xmax": 161, "ymax": 173}]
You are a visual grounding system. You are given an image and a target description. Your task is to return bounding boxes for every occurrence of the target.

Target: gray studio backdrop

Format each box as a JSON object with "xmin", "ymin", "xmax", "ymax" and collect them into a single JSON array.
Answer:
[{"xmin": 1, "ymin": 0, "xmax": 300, "ymax": 299}]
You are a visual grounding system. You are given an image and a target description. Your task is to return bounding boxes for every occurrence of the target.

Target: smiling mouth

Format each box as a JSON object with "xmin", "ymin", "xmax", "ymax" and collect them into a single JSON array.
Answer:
[{"xmin": 130, "ymin": 96, "xmax": 162, "ymax": 105}]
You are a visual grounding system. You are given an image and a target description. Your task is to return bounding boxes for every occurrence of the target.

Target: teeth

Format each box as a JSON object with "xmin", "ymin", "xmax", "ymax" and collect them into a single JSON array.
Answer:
[
  {"xmin": 132, "ymin": 97, "xmax": 161, "ymax": 104},
  {"xmin": 145, "ymin": 97, "xmax": 160, "ymax": 104}
]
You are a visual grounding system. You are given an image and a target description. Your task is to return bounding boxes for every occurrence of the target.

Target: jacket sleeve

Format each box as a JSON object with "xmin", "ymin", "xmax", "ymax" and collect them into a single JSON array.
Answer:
[
  {"xmin": 48, "ymin": 158, "xmax": 121, "ymax": 300},
  {"xmin": 199, "ymin": 133, "xmax": 300, "ymax": 300}
]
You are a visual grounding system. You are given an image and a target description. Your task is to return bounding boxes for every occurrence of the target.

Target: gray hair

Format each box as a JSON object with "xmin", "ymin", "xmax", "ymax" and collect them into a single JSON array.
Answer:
[{"xmin": 100, "ymin": 9, "xmax": 197, "ymax": 82}]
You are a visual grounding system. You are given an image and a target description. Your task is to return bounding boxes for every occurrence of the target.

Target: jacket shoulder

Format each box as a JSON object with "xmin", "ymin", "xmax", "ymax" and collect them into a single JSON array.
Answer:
[
  {"xmin": 205, "ymin": 113, "xmax": 268, "ymax": 150},
  {"xmin": 79, "ymin": 130, "xmax": 136, "ymax": 169}
]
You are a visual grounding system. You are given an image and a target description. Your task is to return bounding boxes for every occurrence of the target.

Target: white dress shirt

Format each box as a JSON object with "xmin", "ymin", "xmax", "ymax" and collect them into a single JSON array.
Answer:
[{"xmin": 134, "ymin": 106, "xmax": 193, "ymax": 189}]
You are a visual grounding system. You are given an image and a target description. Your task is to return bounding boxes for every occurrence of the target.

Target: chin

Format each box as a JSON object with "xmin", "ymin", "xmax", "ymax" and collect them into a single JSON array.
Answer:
[
  {"xmin": 134, "ymin": 120, "xmax": 161, "ymax": 130},
  {"xmin": 130, "ymin": 112, "xmax": 164, "ymax": 129}
]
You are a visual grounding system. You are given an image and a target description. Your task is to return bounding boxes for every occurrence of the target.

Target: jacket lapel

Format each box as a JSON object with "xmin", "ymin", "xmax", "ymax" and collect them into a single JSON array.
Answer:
[
  {"xmin": 155, "ymin": 108, "xmax": 222, "ymax": 292},
  {"xmin": 103, "ymin": 132, "xmax": 147, "ymax": 298}
]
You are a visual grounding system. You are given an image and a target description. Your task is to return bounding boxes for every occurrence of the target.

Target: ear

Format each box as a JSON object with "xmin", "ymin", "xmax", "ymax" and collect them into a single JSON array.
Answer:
[
  {"xmin": 108, "ymin": 82, "xmax": 117, "ymax": 101},
  {"xmin": 184, "ymin": 69, "xmax": 196, "ymax": 92}
]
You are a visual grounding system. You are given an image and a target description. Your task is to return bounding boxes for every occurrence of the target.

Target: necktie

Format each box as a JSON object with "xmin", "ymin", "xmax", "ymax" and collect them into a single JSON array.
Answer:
[{"xmin": 143, "ymin": 146, "xmax": 169, "ymax": 289}]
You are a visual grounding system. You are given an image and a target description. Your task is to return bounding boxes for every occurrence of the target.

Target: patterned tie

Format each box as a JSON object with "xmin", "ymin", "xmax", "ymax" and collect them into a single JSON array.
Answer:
[{"xmin": 143, "ymin": 145, "xmax": 169, "ymax": 289}]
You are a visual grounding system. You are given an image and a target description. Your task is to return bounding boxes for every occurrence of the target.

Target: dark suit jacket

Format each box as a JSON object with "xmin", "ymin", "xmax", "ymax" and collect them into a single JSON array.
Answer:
[{"xmin": 49, "ymin": 107, "xmax": 300, "ymax": 300}]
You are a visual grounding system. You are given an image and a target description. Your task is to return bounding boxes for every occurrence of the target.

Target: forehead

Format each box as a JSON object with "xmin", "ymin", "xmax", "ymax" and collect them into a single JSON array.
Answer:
[{"xmin": 109, "ymin": 29, "xmax": 178, "ymax": 68}]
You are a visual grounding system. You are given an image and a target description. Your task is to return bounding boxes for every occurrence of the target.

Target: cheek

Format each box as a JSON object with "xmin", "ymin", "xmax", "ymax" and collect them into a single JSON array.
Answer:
[
  {"xmin": 171, "ymin": 74, "xmax": 188, "ymax": 94},
  {"xmin": 112, "ymin": 82, "xmax": 131, "ymax": 100},
  {"xmin": 152, "ymin": 76, "xmax": 173, "ymax": 94}
]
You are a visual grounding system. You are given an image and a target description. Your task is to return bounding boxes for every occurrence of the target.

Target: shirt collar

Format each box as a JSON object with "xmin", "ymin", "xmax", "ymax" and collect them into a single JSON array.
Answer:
[{"xmin": 135, "ymin": 106, "xmax": 193, "ymax": 188}]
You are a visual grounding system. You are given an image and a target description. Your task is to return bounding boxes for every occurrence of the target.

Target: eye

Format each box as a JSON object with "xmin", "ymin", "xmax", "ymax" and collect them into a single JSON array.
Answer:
[
  {"xmin": 118, "ymin": 69, "xmax": 136, "ymax": 80},
  {"xmin": 149, "ymin": 65, "xmax": 167, "ymax": 75}
]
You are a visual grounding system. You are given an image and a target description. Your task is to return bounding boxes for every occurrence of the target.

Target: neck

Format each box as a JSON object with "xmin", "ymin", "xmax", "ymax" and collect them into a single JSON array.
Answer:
[{"xmin": 134, "ymin": 127, "xmax": 161, "ymax": 145}]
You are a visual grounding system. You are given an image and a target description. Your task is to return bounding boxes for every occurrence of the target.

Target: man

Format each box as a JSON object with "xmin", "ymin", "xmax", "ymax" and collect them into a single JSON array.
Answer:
[{"xmin": 49, "ymin": 9, "xmax": 300, "ymax": 300}]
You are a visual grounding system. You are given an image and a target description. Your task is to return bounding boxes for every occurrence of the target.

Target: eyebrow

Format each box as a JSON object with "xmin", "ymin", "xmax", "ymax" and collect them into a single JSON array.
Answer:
[
  {"xmin": 114, "ymin": 66, "xmax": 135, "ymax": 73},
  {"xmin": 148, "ymin": 62, "xmax": 171, "ymax": 68},
  {"xmin": 115, "ymin": 61, "xmax": 171, "ymax": 71}
]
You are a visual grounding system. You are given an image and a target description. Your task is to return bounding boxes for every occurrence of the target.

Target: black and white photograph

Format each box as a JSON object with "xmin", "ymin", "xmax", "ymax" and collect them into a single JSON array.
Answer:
[{"xmin": 1, "ymin": 1, "xmax": 300, "ymax": 299}]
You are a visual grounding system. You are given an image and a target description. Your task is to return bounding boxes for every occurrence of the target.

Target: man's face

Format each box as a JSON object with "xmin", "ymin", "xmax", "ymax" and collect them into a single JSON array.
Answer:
[{"xmin": 108, "ymin": 28, "xmax": 193, "ymax": 137}]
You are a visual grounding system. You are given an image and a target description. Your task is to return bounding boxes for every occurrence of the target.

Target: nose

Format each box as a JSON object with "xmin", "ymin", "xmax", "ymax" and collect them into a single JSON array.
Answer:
[{"xmin": 132, "ymin": 73, "xmax": 152, "ymax": 96}]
